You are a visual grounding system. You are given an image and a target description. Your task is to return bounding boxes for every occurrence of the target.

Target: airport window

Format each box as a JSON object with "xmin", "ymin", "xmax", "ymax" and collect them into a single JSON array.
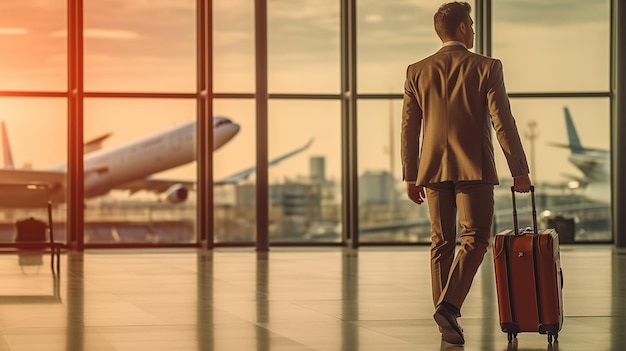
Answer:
[
  {"xmin": 0, "ymin": 98, "xmax": 68, "ymax": 243},
  {"xmin": 267, "ymin": 100, "xmax": 342, "ymax": 243},
  {"xmin": 213, "ymin": 99, "xmax": 256, "ymax": 244},
  {"xmin": 213, "ymin": 0, "xmax": 255, "ymax": 93},
  {"xmin": 0, "ymin": 0, "xmax": 617, "ymax": 248},
  {"xmin": 355, "ymin": 0, "xmax": 611, "ymax": 244},
  {"xmin": 356, "ymin": 1, "xmax": 457, "ymax": 94},
  {"xmin": 357, "ymin": 100, "xmax": 429, "ymax": 243},
  {"xmin": 267, "ymin": 0, "xmax": 341, "ymax": 94},
  {"xmin": 83, "ymin": 0, "xmax": 197, "ymax": 93},
  {"xmin": 490, "ymin": 0, "xmax": 612, "ymax": 244},
  {"xmin": 0, "ymin": 1, "xmax": 67, "ymax": 91},
  {"xmin": 497, "ymin": 98, "xmax": 611, "ymax": 242},
  {"xmin": 82, "ymin": 98, "xmax": 197, "ymax": 245},
  {"xmin": 492, "ymin": 0, "xmax": 610, "ymax": 93}
]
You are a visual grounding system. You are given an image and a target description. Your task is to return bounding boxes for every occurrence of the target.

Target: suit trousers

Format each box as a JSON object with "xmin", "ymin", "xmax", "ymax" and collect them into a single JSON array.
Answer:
[{"xmin": 426, "ymin": 181, "xmax": 494, "ymax": 310}]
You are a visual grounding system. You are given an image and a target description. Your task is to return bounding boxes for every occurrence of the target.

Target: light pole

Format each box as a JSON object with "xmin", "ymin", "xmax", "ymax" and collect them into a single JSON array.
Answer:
[{"xmin": 525, "ymin": 120, "xmax": 539, "ymax": 185}]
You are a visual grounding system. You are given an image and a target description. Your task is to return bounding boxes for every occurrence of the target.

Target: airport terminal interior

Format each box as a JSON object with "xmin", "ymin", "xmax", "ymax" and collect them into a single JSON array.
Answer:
[{"xmin": 1, "ymin": 0, "xmax": 626, "ymax": 350}]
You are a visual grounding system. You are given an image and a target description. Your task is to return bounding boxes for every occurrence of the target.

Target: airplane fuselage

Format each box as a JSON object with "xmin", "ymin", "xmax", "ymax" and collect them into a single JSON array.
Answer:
[
  {"xmin": 561, "ymin": 106, "xmax": 610, "ymax": 204},
  {"xmin": 568, "ymin": 152, "xmax": 609, "ymax": 182},
  {"xmin": 49, "ymin": 117, "xmax": 240, "ymax": 200},
  {"xmin": 2, "ymin": 115, "xmax": 311, "ymax": 207}
]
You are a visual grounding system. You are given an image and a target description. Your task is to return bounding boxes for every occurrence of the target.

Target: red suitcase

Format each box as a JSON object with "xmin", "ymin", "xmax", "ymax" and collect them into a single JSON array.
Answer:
[{"xmin": 493, "ymin": 186, "xmax": 564, "ymax": 344}]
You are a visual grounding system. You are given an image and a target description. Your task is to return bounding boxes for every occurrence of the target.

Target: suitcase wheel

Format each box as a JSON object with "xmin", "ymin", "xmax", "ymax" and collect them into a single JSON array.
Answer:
[
  {"xmin": 507, "ymin": 332, "xmax": 517, "ymax": 342},
  {"xmin": 548, "ymin": 333, "xmax": 558, "ymax": 344}
]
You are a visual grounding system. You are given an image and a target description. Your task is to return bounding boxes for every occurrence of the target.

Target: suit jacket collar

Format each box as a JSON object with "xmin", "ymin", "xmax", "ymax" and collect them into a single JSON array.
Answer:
[{"xmin": 436, "ymin": 45, "xmax": 469, "ymax": 54}]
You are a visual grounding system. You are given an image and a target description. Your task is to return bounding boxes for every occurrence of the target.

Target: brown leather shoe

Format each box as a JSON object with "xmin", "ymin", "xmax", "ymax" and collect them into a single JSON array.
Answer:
[{"xmin": 434, "ymin": 304, "xmax": 465, "ymax": 345}]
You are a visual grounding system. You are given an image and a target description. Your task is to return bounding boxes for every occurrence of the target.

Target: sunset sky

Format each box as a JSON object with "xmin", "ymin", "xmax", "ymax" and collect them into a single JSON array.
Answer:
[{"xmin": 0, "ymin": 0, "xmax": 612, "ymax": 189}]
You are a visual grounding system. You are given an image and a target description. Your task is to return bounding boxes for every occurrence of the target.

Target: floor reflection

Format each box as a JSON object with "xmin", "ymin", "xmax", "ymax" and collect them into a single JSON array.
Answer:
[
  {"xmin": 196, "ymin": 251, "xmax": 214, "ymax": 351},
  {"xmin": 612, "ymin": 248, "xmax": 626, "ymax": 348},
  {"xmin": 0, "ymin": 245, "xmax": 624, "ymax": 350},
  {"xmin": 66, "ymin": 252, "xmax": 84, "ymax": 351},
  {"xmin": 0, "ymin": 252, "xmax": 61, "ymax": 304},
  {"xmin": 342, "ymin": 248, "xmax": 359, "ymax": 351},
  {"xmin": 256, "ymin": 253, "xmax": 270, "ymax": 351}
]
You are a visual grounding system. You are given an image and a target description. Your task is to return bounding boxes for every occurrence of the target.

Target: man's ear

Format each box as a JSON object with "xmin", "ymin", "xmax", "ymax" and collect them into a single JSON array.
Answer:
[{"xmin": 458, "ymin": 21, "xmax": 467, "ymax": 35}]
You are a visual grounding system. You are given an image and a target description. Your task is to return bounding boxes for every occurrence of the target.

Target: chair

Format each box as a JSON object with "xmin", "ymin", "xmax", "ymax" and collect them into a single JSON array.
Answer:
[{"xmin": 0, "ymin": 183, "xmax": 62, "ymax": 275}]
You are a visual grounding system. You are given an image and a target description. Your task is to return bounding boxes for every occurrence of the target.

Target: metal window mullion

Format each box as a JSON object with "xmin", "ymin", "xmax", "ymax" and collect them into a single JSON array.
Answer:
[
  {"xmin": 475, "ymin": 0, "xmax": 492, "ymax": 57},
  {"xmin": 255, "ymin": 0, "xmax": 269, "ymax": 252},
  {"xmin": 67, "ymin": 0, "xmax": 84, "ymax": 251},
  {"xmin": 340, "ymin": 0, "xmax": 358, "ymax": 249},
  {"xmin": 612, "ymin": 0, "xmax": 626, "ymax": 247},
  {"xmin": 196, "ymin": 0, "xmax": 214, "ymax": 249}
]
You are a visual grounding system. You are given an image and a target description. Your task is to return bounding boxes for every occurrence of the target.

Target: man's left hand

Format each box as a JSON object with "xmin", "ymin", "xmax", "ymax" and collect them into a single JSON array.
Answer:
[{"xmin": 407, "ymin": 183, "xmax": 426, "ymax": 205}]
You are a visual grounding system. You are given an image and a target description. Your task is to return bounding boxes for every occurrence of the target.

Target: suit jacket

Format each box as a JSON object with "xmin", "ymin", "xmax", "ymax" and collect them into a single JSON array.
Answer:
[{"xmin": 401, "ymin": 44, "xmax": 529, "ymax": 186}]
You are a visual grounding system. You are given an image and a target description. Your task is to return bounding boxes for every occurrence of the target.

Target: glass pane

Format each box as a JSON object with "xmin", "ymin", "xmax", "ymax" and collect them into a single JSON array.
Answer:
[
  {"xmin": 214, "ymin": 1, "xmax": 255, "ymax": 93},
  {"xmin": 0, "ymin": 98, "xmax": 67, "ymax": 242},
  {"xmin": 213, "ymin": 99, "xmax": 256, "ymax": 243},
  {"xmin": 0, "ymin": 1, "xmax": 66, "ymax": 91},
  {"xmin": 357, "ymin": 1, "xmax": 474, "ymax": 94},
  {"xmin": 83, "ymin": 98, "xmax": 197, "ymax": 244},
  {"xmin": 358, "ymin": 99, "xmax": 429, "ymax": 243},
  {"xmin": 83, "ymin": 1, "xmax": 196, "ymax": 92},
  {"xmin": 268, "ymin": 100, "xmax": 341, "ymax": 242},
  {"xmin": 492, "ymin": 0, "xmax": 610, "ymax": 92},
  {"xmin": 268, "ymin": 0, "xmax": 340, "ymax": 94},
  {"xmin": 496, "ymin": 98, "xmax": 611, "ymax": 242}
]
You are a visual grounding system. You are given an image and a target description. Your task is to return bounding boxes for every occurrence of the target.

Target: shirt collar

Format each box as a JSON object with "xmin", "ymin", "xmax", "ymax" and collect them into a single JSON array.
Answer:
[{"xmin": 442, "ymin": 41, "xmax": 467, "ymax": 49}]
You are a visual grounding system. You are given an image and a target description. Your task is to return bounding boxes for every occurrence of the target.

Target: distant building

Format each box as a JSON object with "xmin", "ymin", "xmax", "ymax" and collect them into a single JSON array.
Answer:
[
  {"xmin": 236, "ymin": 183, "xmax": 320, "ymax": 214},
  {"xmin": 310, "ymin": 156, "xmax": 326, "ymax": 183},
  {"xmin": 359, "ymin": 170, "xmax": 395, "ymax": 205}
]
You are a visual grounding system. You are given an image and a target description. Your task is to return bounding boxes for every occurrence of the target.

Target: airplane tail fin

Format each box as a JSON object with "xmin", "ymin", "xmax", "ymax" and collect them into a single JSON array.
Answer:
[
  {"xmin": 1, "ymin": 121, "xmax": 15, "ymax": 169},
  {"xmin": 548, "ymin": 107, "xmax": 607, "ymax": 153},
  {"xmin": 84, "ymin": 132, "xmax": 113, "ymax": 154},
  {"xmin": 564, "ymin": 106, "xmax": 583, "ymax": 154}
]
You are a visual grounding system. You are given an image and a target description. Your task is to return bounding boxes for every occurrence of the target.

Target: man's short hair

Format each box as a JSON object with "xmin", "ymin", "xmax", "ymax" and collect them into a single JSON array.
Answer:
[{"xmin": 434, "ymin": 2, "xmax": 472, "ymax": 40}]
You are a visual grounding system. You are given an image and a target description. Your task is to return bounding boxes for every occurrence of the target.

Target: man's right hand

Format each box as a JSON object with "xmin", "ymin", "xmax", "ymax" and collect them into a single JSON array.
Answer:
[{"xmin": 513, "ymin": 175, "xmax": 531, "ymax": 193}]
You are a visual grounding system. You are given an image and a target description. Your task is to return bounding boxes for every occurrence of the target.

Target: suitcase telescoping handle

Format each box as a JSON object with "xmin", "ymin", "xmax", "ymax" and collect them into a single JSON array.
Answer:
[{"xmin": 511, "ymin": 185, "xmax": 538, "ymax": 236}]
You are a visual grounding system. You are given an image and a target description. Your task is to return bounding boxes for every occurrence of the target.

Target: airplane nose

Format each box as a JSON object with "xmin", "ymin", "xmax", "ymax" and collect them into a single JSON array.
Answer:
[
  {"xmin": 231, "ymin": 122, "xmax": 240, "ymax": 135},
  {"xmin": 214, "ymin": 117, "xmax": 230, "ymax": 127},
  {"xmin": 213, "ymin": 116, "xmax": 240, "ymax": 150}
]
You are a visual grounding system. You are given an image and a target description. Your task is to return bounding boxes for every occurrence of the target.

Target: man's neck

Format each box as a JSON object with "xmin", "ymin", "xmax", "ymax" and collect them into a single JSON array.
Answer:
[{"xmin": 442, "ymin": 41, "xmax": 467, "ymax": 49}]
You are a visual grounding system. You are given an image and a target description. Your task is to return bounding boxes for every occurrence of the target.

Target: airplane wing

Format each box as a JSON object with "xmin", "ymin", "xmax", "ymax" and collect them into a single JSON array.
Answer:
[
  {"xmin": 116, "ymin": 177, "xmax": 195, "ymax": 194},
  {"xmin": 0, "ymin": 183, "xmax": 52, "ymax": 208},
  {"xmin": 0, "ymin": 138, "xmax": 313, "ymax": 201},
  {"xmin": 215, "ymin": 138, "xmax": 314, "ymax": 185},
  {"xmin": 0, "ymin": 167, "xmax": 107, "ymax": 183},
  {"xmin": 0, "ymin": 169, "xmax": 65, "ymax": 207},
  {"xmin": 114, "ymin": 138, "xmax": 315, "ymax": 193},
  {"xmin": 84, "ymin": 132, "xmax": 113, "ymax": 154},
  {"xmin": 546, "ymin": 142, "xmax": 608, "ymax": 154},
  {"xmin": 0, "ymin": 169, "xmax": 65, "ymax": 185}
]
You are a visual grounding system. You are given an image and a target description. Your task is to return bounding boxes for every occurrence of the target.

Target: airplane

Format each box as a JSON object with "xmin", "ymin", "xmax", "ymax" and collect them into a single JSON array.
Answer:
[
  {"xmin": 0, "ymin": 117, "xmax": 313, "ymax": 207},
  {"xmin": 548, "ymin": 106, "xmax": 610, "ymax": 204}
]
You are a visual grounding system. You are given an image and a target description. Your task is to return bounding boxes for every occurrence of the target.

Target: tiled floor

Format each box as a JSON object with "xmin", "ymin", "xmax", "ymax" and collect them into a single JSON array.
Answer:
[{"xmin": 0, "ymin": 245, "xmax": 624, "ymax": 351}]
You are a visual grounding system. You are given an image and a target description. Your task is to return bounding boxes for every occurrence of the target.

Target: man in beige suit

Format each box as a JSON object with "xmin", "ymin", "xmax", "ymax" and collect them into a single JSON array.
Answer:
[{"xmin": 401, "ymin": 1, "xmax": 531, "ymax": 345}]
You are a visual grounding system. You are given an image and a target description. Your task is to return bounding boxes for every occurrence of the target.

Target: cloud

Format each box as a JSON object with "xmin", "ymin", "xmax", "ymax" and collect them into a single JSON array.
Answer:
[
  {"xmin": 0, "ymin": 27, "xmax": 28, "ymax": 35},
  {"xmin": 85, "ymin": 29, "xmax": 140, "ymax": 39},
  {"xmin": 494, "ymin": 0, "xmax": 609, "ymax": 26},
  {"xmin": 364, "ymin": 14, "xmax": 383, "ymax": 24},
  {"xmin": 51, "ymin": 28, "xmax": 141, "ymax": 39}
]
